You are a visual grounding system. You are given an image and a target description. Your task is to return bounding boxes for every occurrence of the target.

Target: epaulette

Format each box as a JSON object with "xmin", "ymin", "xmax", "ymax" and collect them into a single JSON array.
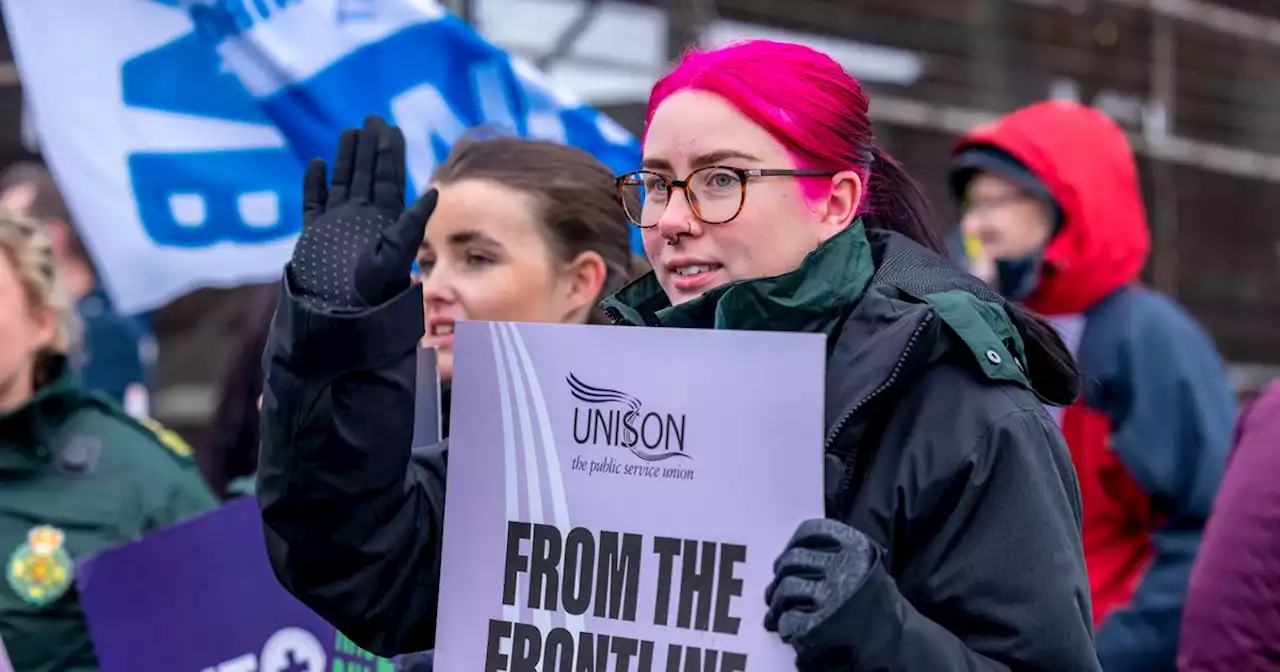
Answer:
[
  {"xmin": 82, "ymin": 393, "xmax": 197, "ymax": 464},
  {"xmin": 135, "ymin": 416, "xmax": 196, "ymax": 460}
]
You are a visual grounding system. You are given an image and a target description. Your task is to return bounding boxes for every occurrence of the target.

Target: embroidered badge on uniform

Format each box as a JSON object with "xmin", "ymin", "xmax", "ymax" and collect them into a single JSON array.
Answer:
[{"xmin": 6, "ymin": 525, "xmax": 73, "ymax": 607}]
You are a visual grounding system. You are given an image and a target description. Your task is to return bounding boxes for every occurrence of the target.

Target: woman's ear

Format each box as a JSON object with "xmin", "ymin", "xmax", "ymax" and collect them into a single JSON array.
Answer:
[
  {"xmin": 31, "ymin": 305, "xmax": 59, "ymax": 352},
  {"xmin": 820, "ymin": 170, "xmax": 864, "ymax": 234},
  {"xmin": 560, "ymin": 250, "xmax": 608, "ymax": 321}
]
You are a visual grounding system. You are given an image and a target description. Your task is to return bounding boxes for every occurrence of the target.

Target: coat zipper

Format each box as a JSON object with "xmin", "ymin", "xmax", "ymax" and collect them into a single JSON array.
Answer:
[
  {"xmin": 824, "ymin": 312, "xmax": 934, "ymax": 509},
  {"xmin": 604, "ymin": 306, "xmax": 627, "ymax": 325},
  {"xmin": 609, "ymin": 301, "xmax": 932, "ymax": 507}
]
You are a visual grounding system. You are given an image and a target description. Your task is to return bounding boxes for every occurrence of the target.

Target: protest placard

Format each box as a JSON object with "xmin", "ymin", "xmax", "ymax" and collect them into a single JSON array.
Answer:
[
  {"xmin": 436, "ymin": 321, "xmax": 827, "ymax": 670},
  {"xmin": 76, "ymin": 498, "xmax": 395, "ymax": 672}
]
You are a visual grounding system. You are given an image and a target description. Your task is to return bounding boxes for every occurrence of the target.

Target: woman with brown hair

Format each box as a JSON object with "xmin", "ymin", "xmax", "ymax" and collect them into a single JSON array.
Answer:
[
  {"xmin": 257, "ymin": 124, "xmax": 639, "ymax": 667},
  {"xmin": 398, "ymin": 133, "xmax": 642, "ymax": 667},
  {"xmin": 204, "ymin": 133, "xmax": 640, "ymax": 505}
]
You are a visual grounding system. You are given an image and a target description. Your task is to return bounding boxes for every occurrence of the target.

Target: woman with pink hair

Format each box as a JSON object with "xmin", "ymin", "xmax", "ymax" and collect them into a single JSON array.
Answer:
[
  {"xmin": 259, "ymin": 41, "xmax": 1098, "ymax": 670},
  {"xmin": 599, "ymin": 40, "xmax": 1097, "ymax": 670}
]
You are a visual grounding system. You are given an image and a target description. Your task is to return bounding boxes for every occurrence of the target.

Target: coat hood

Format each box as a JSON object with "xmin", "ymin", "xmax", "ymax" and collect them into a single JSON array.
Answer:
[{"xmin": 955, "ymin": 101, "xmax": 1151, "ymax": 315}]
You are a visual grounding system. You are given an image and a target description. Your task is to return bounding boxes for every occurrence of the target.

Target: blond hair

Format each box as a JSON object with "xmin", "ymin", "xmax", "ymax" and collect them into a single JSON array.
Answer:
[{"xmin": 0, "ymin": 211, "xmax": 80, "ymax": 386}]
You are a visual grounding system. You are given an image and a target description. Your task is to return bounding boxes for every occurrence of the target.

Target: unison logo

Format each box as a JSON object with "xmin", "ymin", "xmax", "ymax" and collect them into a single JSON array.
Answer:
[{"xmin": 568, "ymin": 374, "xmax": 689, "ymax": 461}]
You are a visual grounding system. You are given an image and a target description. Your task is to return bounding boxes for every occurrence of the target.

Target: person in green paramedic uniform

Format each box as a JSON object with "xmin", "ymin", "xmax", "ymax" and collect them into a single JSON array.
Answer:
[{"xmin": 0, "ymin": 212, "xmax": 217, "ymax": 671}]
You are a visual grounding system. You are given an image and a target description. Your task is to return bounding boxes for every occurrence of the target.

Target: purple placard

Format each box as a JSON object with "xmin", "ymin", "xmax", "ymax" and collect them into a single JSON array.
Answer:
[
  {"xmin": 436, "ymin": 321, "xmax": 827, "ymax": 670},
  {"xmin": 76, "ymin": 498, "xmax": 396, "ymax": 671}
]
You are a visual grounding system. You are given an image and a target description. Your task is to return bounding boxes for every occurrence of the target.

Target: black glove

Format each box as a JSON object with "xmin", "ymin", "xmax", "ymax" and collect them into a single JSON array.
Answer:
[
  {"xmin": 289, "ymin": 115, "xmax": 438, "ymax": 312},
  {"xmin": 764, "ymin": 518, "xmax": 879, "ymax": 664}
]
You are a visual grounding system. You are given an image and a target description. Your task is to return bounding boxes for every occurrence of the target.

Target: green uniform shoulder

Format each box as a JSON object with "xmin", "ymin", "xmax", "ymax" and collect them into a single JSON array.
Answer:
[
  {"xmin": 71, "ymin": 395, "xmax": 197, "ymax": 468},
  {"xmin": 64, "ymin": 396, "xmax": 218, "ymax": 523}
]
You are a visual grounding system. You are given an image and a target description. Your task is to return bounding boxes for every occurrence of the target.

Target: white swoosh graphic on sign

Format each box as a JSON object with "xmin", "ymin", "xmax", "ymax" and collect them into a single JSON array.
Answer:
[
  {"xmin": 488, "ymin": 322, "xmax": 520, "ymax": 625},
  {"xmin": 496, "ymin": 323, "xmax": 551, "ymax": 635},
  {"xmin": 507, "ymin": 323, "xmax": 585, "ymax": 636}
]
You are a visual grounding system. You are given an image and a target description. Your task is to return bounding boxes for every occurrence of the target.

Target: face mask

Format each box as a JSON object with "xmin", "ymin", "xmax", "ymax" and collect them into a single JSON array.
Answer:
[{"xmin": 994, "ymin": 252, "xmax": 1043, "ymax": 302}]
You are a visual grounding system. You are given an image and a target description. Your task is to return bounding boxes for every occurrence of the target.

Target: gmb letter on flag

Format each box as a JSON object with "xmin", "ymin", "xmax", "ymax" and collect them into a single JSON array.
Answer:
[
  {"xmin": 439, "ymin": 322, "xmax": 827, "ymax": 670},
  {"xmin": 1, "ymin": 0, "xmax": 641, "ymax": 315}
]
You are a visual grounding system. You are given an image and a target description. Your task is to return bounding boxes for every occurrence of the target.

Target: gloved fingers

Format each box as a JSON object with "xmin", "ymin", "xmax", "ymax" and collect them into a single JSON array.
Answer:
[
  {"xmin": 772, "ymin": 547, "xmax": 829, "ymax": 581},
  {"xmin": 373, "ymin": 122, "xmax": 407, "ymax": 210},
  {"xmin": 327, "ymin": 127, "xmax": 359, "ymax": 207},
  {"xmin": 788, "ymin": 518, "xmax": 852, "ymax": 552},
  {"xmin": 764, "ymin": 575, "xmax": 820, "ymax": 633},
  {"xmin": 776, "ymin": 608, "xmax": 813, "ymax": 643},
  {"xmin": 302, "ymin": 158, "xmax": 328, "ymax": 227},
  {"xmin": 350, "ymin": 115, "xmax": 384, "ymax": 204},
  {"xmin": 393, "ymin": 188, "xmax": 438, "ymax": 255},
  {"xmin": 352, "ymin": 189, "xmax": 438, "ymax": 306}
]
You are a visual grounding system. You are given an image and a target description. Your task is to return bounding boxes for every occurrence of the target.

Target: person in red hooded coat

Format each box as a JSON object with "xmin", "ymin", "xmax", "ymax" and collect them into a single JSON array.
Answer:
[{"xmin": 949, "ymin": 100, "xmax": 1237, "ymax": 672}]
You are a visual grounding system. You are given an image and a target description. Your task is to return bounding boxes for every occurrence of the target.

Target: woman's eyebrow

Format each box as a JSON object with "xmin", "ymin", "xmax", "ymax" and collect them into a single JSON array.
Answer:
[
  {"xmin": 641, "ymin": 150, "xmax": 762, "ymax": 173},
  {"xmin": 445, "ymin": 230, "xmax": 505, "ymax": 250}
]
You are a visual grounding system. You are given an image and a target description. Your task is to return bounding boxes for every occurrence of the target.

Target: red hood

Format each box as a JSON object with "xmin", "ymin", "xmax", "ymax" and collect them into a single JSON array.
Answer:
[{"xmin": 955, "ymin": 101, "xmax": 1150, "ymax": 315}]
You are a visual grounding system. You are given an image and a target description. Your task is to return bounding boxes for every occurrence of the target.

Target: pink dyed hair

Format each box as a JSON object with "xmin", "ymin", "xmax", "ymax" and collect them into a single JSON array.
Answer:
[{"xmin": 645, "ymin": 39, "xmax": 944, "ymax": 253}]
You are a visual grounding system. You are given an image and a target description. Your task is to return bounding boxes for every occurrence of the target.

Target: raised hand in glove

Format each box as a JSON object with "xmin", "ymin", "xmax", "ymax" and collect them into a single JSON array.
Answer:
[
  {"xmin": 764, "ymin": 518, "xmax": 881, "ymax": 666},
  {"xmin": 289, "ymin": 115, "xmax": 438, "ymax": 312}
]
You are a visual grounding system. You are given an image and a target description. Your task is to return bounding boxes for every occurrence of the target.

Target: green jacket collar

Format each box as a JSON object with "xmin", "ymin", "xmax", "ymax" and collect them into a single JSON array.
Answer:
[
  {"xmin": 602, "ymin": 224, "xmax": 1077, "ymax": 409},
  {"xmin": 0, "ymin": 358, "xmax": 85, "ymax": 473},
  {"xmin": 602, "ymin": 221, "xmax": 875, "ymax": 334}
]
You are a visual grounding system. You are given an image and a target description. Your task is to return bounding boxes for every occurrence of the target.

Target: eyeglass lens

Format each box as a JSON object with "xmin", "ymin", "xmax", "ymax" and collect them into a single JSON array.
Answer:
[{"xmin": 618, "ymin": 167, "xmax": 745, "ymax": 227}]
